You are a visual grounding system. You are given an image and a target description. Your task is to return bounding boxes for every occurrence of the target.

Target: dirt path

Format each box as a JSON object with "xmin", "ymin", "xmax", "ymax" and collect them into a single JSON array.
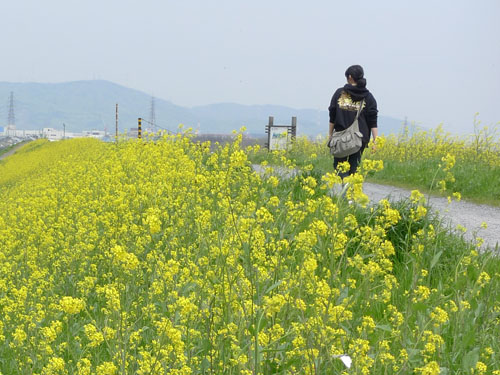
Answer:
[
  {"xmin": 0, "ymin": 142, "xmax": 27, "ymax": 161},
  {"xmin": 252, "ymin": 165, "xmax": 499, "ymax": 250}
]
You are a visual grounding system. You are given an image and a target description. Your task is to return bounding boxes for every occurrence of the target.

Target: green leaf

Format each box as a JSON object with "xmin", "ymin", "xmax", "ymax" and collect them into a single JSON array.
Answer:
[
  {"xmin": 375, "ymin": 324, "xmax": 392, "ymax": 332},
  {"xmin": 264, "ymin": 279, "xmax": 283, "ymax": 295},
  {"xmin": 462, "ymin": 347, "xmax": 480, "ymax": 373},
  {"xmin": 406, "ymin": 348, "xmax": 420, "ymax": 360},
  {"xmin": 474, "ymin": 302, "xmax": 484, "ymax": 324},
  {"xmin": 337, "ymin": 286, "xmax": 349, "ymax": 303},
  {"xmin": 412, "ymin": 302, "xmax": 429, "ymax": 312},
  {"xmin": 430, "ymin": 250, "xmax": 443, "ymax": 270}
]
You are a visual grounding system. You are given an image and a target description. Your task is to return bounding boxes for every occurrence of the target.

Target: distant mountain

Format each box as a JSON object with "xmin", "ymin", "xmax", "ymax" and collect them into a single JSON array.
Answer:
[
  {"xmin": 0, "ymin": 81, "xmax": 192, "ymax": 134},
  {"xmin": 0, "ymin": 80, "xmax": 405, "ymax": 136}
]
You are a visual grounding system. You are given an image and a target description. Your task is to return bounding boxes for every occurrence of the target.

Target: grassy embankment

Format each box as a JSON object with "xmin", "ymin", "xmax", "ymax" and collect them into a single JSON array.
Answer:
[{"xmin": 0, "ymin": 136, "xmax": 498, "ymax": 374}]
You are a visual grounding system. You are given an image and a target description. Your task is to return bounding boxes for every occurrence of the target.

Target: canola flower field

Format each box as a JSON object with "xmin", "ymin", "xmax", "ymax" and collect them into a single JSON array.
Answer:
[{"xmin": 0, "ymin": 133, "xmax": 499, "ymax": 375}]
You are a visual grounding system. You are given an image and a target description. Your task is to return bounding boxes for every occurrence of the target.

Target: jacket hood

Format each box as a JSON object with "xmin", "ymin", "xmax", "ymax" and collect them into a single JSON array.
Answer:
[{"xmin": 343, "ymin": 84, "xmax": 369, "ymax": 101}]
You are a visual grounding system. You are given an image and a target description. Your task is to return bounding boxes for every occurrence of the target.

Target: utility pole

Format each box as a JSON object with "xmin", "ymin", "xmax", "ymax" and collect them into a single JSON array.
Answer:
[
  {"xmin": 115, "ymin": 103, "xmax": 119, "ymax": 141},
  {"xmin": 149, "ymin": 96, "xmax": 156, "ymax": 133},
  {"xmin": 63, "ymin": 123, "xmax": 66, "ymax": 139},
  {"xmin": 7, "ymin": 92, "xmax": 15, "ymax": 136},
  {"xmin": 8, "ymin": 92, "xmax": 15, "ymax": 126}
]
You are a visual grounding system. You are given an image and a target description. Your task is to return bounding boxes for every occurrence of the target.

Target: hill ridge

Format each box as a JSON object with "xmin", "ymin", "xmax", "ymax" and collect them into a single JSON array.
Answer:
[{"xmin": 0, "ymin": 80, "xmax": 405, "ymax": 135}]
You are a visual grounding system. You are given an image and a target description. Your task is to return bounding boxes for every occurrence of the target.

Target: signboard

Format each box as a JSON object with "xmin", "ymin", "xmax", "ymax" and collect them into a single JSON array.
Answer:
[
  {"xmin": 269, "ymin": 127, "xmax": 290, "ymax": 150},
  {"xmin": 266, "ymin": 116, "xmax": 297, "ymax": 151}
]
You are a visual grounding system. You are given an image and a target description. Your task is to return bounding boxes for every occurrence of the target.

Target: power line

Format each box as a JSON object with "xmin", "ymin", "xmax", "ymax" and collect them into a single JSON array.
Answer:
[
  {"xmin": 140, "ymin": 118, "xmax": 178, "ymax": 135},
  {"xmin": 149, "ymin": 96, "xmax": 156, "ymax": 133}
]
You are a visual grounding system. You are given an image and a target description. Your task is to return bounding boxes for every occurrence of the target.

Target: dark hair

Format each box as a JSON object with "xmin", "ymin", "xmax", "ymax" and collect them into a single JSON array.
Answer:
[{"xmin": 345, "ymin": 65, "xmax": 366, "ymax": 88}]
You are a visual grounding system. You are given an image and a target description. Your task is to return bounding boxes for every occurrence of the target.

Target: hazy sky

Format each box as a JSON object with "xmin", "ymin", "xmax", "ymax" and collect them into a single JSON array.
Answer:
[{"xmin": 0, "ymin": 0, "xmax": 499, "ymax": 133}]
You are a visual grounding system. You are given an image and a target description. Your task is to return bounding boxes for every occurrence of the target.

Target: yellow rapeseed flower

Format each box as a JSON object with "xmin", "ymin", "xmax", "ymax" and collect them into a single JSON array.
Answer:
[{"xmin": 59, "ymin": 296, "xmax": 85, "ymax": 315}]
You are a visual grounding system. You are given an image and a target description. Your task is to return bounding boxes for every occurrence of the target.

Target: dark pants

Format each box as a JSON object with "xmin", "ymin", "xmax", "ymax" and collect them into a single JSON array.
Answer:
[{"xmin": 333, "ymin": 144, "xmax": 366, "ymax": 180}]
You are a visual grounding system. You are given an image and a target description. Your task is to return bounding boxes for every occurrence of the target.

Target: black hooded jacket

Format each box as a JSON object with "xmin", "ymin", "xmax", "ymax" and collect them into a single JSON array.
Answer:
[{"xmin": 328, "ymin": 84, "xmax": 378, "ymax": 144}]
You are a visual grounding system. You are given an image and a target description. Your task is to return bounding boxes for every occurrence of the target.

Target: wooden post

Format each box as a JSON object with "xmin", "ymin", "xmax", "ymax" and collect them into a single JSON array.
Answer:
[
  {"xmin": 138, "ymin": 118, "xmax": 142, "ymax": 139},
  {"xmin": 266, "ymin": 116, "xmax": 274, "ymax": 150},
  {"xmin": 291, "ymin": 117, "xmax": 297, "ymax": 140}
]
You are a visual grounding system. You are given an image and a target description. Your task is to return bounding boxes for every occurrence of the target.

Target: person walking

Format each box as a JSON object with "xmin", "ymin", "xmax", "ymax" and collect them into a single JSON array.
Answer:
[{"xmin": 328, "ymin": 65, "xmax": 378, "ymax": 179}]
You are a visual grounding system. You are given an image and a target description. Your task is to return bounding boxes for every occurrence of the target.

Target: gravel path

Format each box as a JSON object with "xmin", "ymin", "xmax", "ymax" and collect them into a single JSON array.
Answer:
[
  {"xmin": 363, "ymin": 182, "xmax": 499, "ymax": 250},
  {"xmin": 252, "ymin": 165, "xmax": 499, "ymax": 250}
]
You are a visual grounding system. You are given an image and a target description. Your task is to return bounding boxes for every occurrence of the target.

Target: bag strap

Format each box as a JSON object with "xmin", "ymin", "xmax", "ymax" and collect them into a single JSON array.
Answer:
[{"xmin": 352, "ymin": 99, "xmax": 364, "ymax": 132}]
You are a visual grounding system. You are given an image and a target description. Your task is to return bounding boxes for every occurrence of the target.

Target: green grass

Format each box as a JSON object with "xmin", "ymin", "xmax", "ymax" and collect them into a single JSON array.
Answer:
[{"xmin": 367, "ymin": 159, "xmax": 500, "ymax": 206}]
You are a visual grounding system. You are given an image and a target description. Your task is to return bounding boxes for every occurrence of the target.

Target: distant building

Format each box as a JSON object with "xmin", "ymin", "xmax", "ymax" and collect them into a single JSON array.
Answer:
[
  {"xmin": 0, "ymin": 127, "xmax": 42, "ymax": 138},
  {"xmin": 42, "ymin": 128, "xmax": 64, "ymax": 141},
  {"xmin": 81, "ymin": 130, "xmax": 106, "ymax": 138},
  {"xmin": 128, "ymin": 127, "xmax": 139, "ymax": 138},
  {"xmin": 0, "ymin": 126, "xmax": 109, "ymax": 141},
  {"xmin": 5, "ymin": 124, "xmax": 17, "ymax": 137}
]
